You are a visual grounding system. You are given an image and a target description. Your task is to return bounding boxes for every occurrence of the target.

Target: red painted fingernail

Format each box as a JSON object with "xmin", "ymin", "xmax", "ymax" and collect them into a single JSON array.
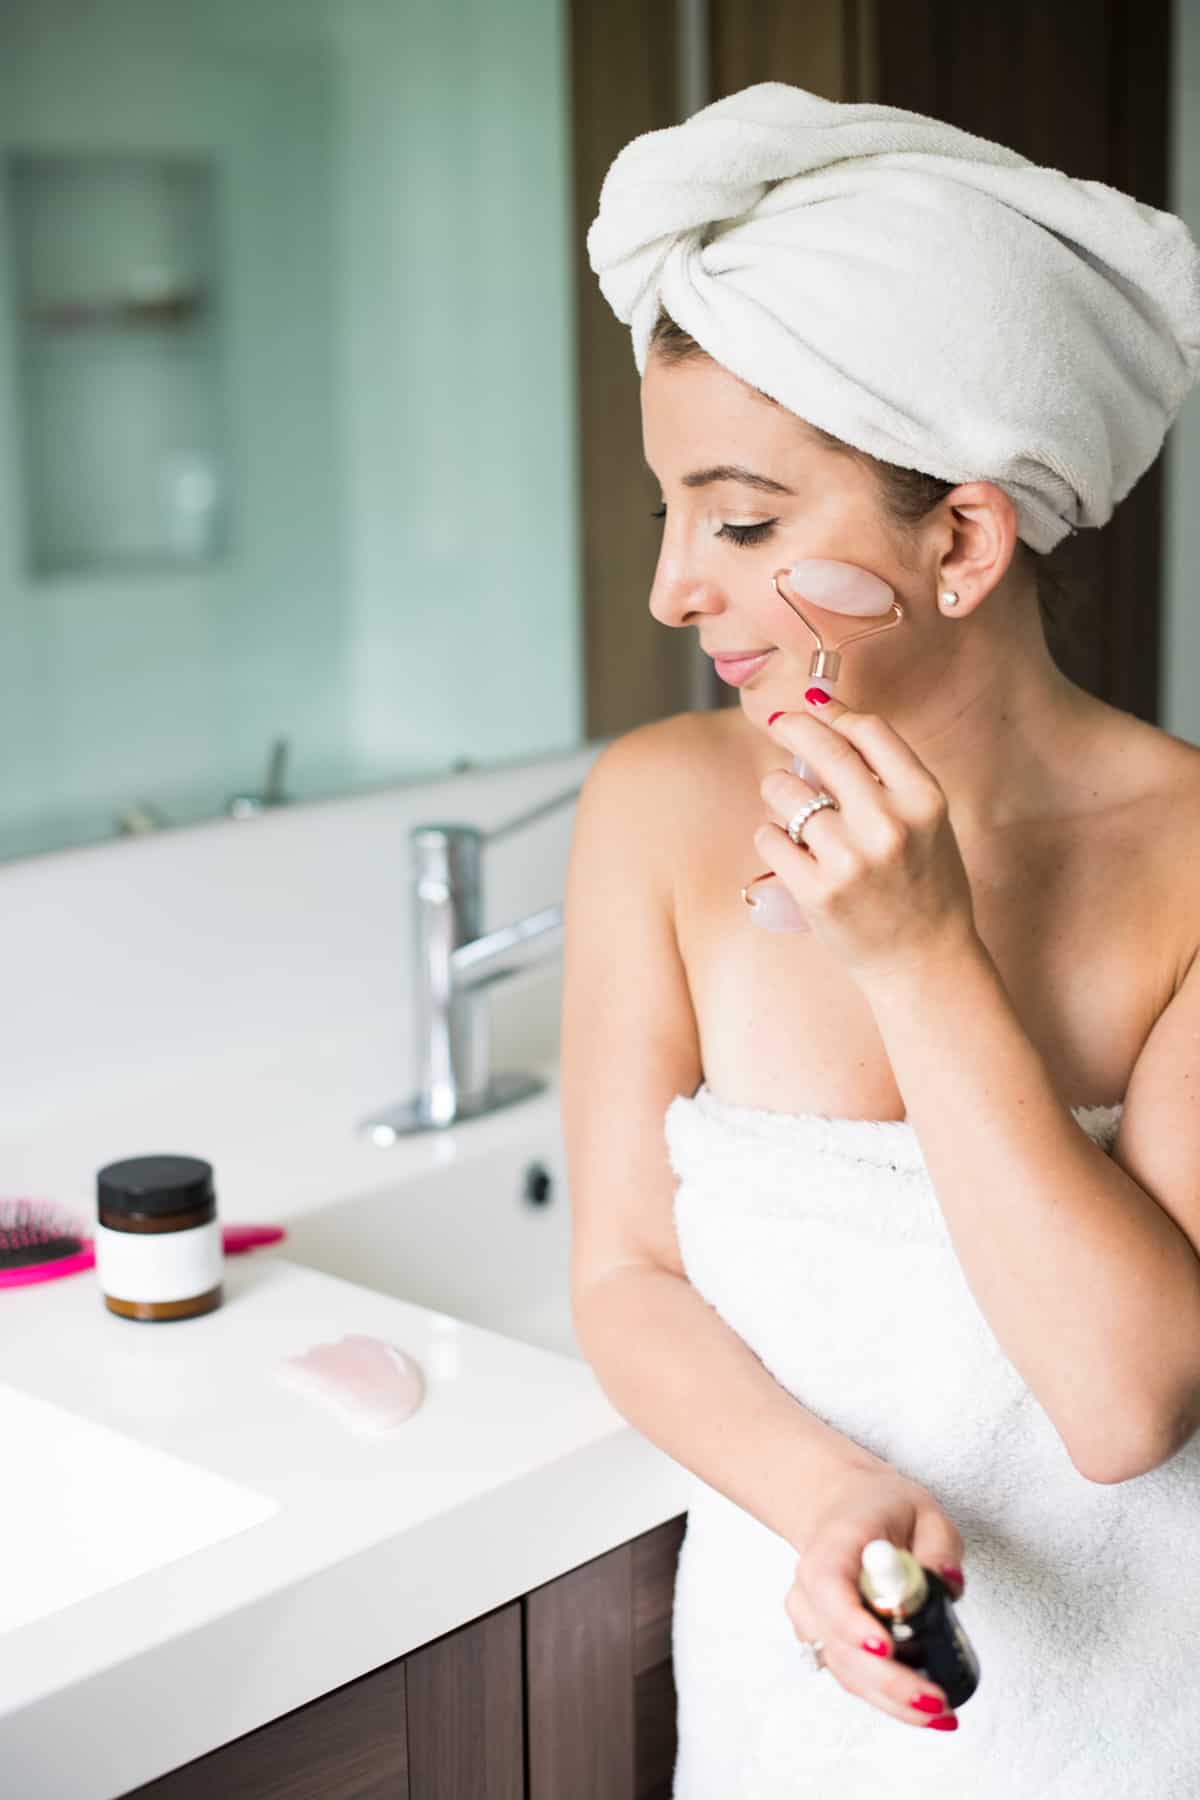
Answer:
[
  {"xmin": 767, "ymin": 710, "xmax": 786, "ymax": 725},
  {"xmin": 939, "ymin": 1566, "xmax": 965, "ymax": 1594},
  {"xmin": 861, "ymin": 1638, "xmax": 889, "ymax": 1656},
  {"xmin": 804, "ymin": 687, "xmax": 830, "ymax": 705},
  {"xmin": 911, "ymin": 1694, "xmax": 944, "ymax": 1714},
  {"xmin": 927, "ymin": 1715, "xmax": 958, "ymax": 1731}
]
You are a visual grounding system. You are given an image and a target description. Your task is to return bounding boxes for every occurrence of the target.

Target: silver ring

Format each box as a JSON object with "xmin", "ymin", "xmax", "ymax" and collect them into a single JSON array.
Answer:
[
  {"xmin": 799, "ymin": 1636, "xmax": 827, "ymax": 1669},
  {"xmin": 786, "ymin": 791, "xmax": 838, "ymax": 845}
]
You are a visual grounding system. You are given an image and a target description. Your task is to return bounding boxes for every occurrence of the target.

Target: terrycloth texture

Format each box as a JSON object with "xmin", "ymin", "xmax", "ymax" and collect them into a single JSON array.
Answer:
[
  {"xmin": 587, "ymin": 81, "xmax": 1200, "ymax": 553},
  {"xmin": 663, "ymin": 1081, "xmax": 1200, "ymax": 1798}
]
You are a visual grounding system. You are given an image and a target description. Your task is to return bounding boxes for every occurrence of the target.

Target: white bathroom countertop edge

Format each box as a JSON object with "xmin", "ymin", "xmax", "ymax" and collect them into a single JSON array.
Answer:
[
  {"xmin": 3, "ymin": 1423, "xmax": 691, "ymax": 1800},
  {"xmin": 0, "ymin": 1233, "xmax": 694, "ymax": 1798}
]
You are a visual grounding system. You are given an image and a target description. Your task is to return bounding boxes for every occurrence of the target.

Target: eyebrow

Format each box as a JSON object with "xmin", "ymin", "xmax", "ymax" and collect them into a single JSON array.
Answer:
[{"xmin": 645, "ymin": 460, "xmax": 797, "ymax": 497}]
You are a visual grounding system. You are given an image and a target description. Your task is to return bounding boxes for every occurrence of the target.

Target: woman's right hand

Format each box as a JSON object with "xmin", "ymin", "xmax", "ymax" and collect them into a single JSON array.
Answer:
[{"xmin": 783, "ymin": 1459, "xmax": 967, "ymax": 1730}]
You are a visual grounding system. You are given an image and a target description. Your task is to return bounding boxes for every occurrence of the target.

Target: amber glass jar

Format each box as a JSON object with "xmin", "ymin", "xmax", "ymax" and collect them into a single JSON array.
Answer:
[{"xmin": 95, "ymin": 1154, "xmax": 223, "ymax": 1322}]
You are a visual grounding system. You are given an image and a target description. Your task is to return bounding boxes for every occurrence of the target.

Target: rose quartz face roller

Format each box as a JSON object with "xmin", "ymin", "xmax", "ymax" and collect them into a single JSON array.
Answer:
[{"xmin": 741, "ymin": 559, "xmax": 904, "ymax": 934}]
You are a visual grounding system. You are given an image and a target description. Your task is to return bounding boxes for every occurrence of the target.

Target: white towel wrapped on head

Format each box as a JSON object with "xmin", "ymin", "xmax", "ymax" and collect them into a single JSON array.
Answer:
[{"xmin": 587, "ymin": 81, "xmax": 1200, "ymax": 552}]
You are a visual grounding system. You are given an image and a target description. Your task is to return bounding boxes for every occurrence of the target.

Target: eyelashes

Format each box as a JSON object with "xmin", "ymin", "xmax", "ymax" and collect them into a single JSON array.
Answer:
[
  {"xmin": 720, "ymin": 520, "xmax": 777, "ymax": 547},
  {"xmin": 650, "ymin": 505, "xmax": 777, "ymax": 548}
]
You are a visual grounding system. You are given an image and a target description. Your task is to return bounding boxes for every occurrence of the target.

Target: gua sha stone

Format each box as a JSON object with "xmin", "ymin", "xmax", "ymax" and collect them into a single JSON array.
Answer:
[
  {"xmin": 276, "ymin": 1332, "xmax": 426, "ymax": 1435},
  {"xmin": 746, "ymin": 559, "xmax": 903, "ymax": 934}
]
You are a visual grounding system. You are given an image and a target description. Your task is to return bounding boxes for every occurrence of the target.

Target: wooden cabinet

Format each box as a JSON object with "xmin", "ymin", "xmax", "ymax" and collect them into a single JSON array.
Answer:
[{"xmin": 121, "ymin": 1515, "xmax": 687, "ymax": 1800}]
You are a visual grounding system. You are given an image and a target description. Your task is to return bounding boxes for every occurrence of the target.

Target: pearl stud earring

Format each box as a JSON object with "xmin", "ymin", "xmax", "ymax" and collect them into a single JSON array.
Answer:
[{"xmin": 940, "ymin": 591, "xmax": 960, "ymax": 608}]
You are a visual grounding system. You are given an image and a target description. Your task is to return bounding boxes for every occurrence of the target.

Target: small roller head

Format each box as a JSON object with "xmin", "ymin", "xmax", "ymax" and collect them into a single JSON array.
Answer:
[{"xmin": 777, "ymin": 560, "xmax": 897, "ymax": 617}]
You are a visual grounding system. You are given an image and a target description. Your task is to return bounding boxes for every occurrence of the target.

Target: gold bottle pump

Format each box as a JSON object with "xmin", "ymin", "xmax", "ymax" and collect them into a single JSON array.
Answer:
[{"xmin": 858, "ymin": 1540, "xmax": 927, "ymax": 1644}]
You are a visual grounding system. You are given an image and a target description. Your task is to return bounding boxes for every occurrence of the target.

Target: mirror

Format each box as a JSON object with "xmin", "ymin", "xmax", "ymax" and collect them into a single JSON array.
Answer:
[{"xmin": 0, "ymin": 0, "xmax": 582, "ymax": 862}]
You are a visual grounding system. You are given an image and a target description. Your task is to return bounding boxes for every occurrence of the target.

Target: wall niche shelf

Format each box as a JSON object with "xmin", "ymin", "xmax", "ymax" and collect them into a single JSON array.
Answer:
[
  {"xmin": 23, "ymin": 291, "xmax": 208, "ymax": 330},
  {"xmin": 6, "ymin": 151, "xmax": 229, "ymax": 574}
]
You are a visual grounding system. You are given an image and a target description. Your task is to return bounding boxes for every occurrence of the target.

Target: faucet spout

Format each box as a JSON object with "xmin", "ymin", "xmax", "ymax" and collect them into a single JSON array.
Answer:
[
  {"xmin": 357, "ymin": 780, "xmax": 581, "ymax": 1139},
  {"xmin": 451, "ymin": 905, "xmax": 564, "ymax": 993}
]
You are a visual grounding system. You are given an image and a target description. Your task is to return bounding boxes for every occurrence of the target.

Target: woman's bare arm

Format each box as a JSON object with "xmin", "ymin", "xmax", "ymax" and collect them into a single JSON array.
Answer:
[
  {"xmin": 857, "ymin": 936, "xmax": 1200, "ymax": 1485},
  {"xmin": 562, "ymin": 723, "xmax": 888, "ymax": 1551},
  {"xmin": 573, "ymin": 1261, "xmax": 889, "ymax": 1550}
]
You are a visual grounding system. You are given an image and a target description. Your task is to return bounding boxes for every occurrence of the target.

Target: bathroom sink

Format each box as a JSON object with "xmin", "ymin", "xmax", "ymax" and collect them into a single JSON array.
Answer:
[
  {"xmin": 284, "ymin": 1093, "xmax": 580, "ymax": 1360},
  {"xmin": 0, "ymin": 1383, "xmax": 279, "ymax": 1636}
]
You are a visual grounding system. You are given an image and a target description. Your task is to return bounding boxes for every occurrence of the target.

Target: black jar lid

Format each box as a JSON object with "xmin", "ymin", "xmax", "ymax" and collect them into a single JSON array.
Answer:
[{"xmin": 97, "ymin": 1154, "xmax": 215, "ymax": 1219}]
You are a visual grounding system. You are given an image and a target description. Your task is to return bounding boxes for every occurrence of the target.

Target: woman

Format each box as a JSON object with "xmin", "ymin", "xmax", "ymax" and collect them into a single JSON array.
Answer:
[{"xmin": 563, "ymin": 82, "xmax": 1200, "ymax": 1796}]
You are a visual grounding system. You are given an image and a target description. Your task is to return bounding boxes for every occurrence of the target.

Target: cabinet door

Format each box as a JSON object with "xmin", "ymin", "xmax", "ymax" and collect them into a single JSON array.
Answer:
[
  {"xmin": 121, "ymin": 1659, "xmax": 409, "ymax": 1799},
  {"xmin": 120, "ymin": 1524, "xmax": 684, "ymax": 1800},
  {"xmin": 526, "ymin": 1543, "xmax": 634, "ymax": 1798},
  {"xmin": 632, "ymin": 1516, "xmax": 687, "ymax": 1800},
  {"xmin": 525, "ymin": 1516, "xmax": 686, "ymax": 1800},
  {"xmin": 404, "ymin": 1603, "xmax": 524, "ymax": 1800},
  {"xmin": 121, "ymin": 1603, "xmax": 524, "ymax": 1800}
]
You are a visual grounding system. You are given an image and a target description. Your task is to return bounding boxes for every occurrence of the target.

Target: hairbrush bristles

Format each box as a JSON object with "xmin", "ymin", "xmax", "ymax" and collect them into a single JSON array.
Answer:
[{"xmin": 0, "ymin": 1197, "xmax": 87, "ymax": 1268}]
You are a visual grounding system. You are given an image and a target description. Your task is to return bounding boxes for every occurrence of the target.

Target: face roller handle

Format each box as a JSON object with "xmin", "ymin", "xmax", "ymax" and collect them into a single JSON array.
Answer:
[
  {"xmin": 743, "ymin": 562, "xmax": 904, "ymax": 933},
  {"xmin": 772, "ymin": 563, "xmax": 903, "ymax": 784}
]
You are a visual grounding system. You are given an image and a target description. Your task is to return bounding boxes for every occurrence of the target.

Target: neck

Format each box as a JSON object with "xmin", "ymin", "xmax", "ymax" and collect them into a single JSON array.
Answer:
[
  {"xmin": 887, "ymin": 649, "xmax": 1093, "ymax": 842},
  {"xmin": 746, "ymin": 606, "xmax": 1099, "ymax": 842}
]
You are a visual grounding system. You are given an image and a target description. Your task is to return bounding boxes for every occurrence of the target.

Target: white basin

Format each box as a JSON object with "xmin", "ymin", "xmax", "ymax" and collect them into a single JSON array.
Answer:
[
  {"xmin": 0, "ymin": 1382, "xmax": 279, "ymax": 1635},
  {"xmin": 283, "ymin": 1091, "xmax": 580, "ymax": 1359}
]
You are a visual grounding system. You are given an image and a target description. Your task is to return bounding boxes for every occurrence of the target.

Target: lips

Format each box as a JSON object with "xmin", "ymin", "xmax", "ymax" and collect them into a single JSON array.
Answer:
[
  {"xmin": 712, "ymin": 649, "xmax": 774, "ymax": 686},
  {"xmin": 704, "ymin": 648, "xmax": 772, "ymax": 659}
]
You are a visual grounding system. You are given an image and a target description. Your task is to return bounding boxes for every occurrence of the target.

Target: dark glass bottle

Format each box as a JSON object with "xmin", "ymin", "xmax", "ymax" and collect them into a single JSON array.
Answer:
[{"xmin": 858, "ymin": 1538, "xmax": 980, "ymax": 1708}]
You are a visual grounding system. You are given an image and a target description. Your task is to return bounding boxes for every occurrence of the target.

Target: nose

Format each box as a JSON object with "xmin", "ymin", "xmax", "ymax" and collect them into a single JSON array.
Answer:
[{"xmin": 648, "ymin": 554, "xmax": 724, "ymax": 632}]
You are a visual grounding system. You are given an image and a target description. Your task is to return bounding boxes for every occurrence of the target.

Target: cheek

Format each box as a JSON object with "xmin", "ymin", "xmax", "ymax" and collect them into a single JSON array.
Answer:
[
  {"xmin": 744, "ymin": 559, "xmax": 899, "ymax": 664},
  {"xmin": 737, "ymin": 582, "xmax": 817, "ymax": 657}
]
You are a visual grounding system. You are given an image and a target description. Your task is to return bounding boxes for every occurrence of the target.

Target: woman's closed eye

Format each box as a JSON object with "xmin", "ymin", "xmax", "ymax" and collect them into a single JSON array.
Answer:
[{"xmin": 651, "ymin": 504, "xmax": 778, "ymax": 548}]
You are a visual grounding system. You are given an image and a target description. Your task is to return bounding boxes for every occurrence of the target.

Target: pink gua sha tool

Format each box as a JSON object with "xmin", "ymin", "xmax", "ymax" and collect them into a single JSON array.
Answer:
[
  {"xmin": 276, "ymin": 1334, "xmax": 426, "ymax": 1436},
  {"xmin": 741, "ymin": 559, "xmax": 905, "ymax": 934}
]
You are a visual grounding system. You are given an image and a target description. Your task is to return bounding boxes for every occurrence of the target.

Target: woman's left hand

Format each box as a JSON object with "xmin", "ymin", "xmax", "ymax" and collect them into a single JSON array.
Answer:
[{"xmin": 754, "ymin": 693, "xmax": 980, "ymax": 986}]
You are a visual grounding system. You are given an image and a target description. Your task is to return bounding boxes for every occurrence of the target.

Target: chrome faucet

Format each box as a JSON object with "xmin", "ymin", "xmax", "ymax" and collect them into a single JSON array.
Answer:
[
  {"xmin": 358, "ymin": 779, "xmax": 583, "ymax": 1141},
  {"xmin": 227, "ymin": 737, "xmax": 290, "ymax": 818}
]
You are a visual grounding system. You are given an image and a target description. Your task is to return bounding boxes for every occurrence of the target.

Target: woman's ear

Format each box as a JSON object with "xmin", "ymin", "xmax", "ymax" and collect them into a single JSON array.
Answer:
[{"xmin": 935, "ymin": 483, "xmax": 1020, "ymax": 615}]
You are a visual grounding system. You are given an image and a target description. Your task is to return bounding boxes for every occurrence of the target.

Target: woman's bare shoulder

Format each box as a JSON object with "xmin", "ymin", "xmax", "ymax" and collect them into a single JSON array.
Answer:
[
  {"xmin": 1142, "ymin": 716, "xmax": 1200, "ymax": 790},
  {"xmin": 1087, "ymin": 701, "xmax": 1200, "ymax": 812},
  {"xmin": 591, "ymin": 708, "xmax": 737, "ymax": 789},
  {"xmin": 580, "ymin": 712, "xmax": 744, "ymax": 922},
  {"xmin": 1082, "ymin": 704, "xmax": 1200, "ymax": 990}
]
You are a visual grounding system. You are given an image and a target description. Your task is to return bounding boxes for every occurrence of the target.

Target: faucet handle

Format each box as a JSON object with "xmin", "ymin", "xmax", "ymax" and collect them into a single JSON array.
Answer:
[
  {"xmin": 115, "ymin": 801, "xmax": 168, "ymax": 836},
  {"xmin": 481, "ymin": 782, "xmax": 583, "ymax": 848}
]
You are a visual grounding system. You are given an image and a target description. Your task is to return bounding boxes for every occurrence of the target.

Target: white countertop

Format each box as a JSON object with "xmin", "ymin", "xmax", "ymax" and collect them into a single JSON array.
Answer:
[{"xmin": 0, "ymin": 1037, "xmax": 693, "ymax": 1799}]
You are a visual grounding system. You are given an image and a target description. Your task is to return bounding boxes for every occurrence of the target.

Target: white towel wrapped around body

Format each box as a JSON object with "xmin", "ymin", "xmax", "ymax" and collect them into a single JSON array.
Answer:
[
  {"xmin": 662, "ymin": 1082, "xmax": 1200, "ymax": 1798},
  {"xmin": 587, "ymin": 81, "xmax": 1200, "ymax": 552}
]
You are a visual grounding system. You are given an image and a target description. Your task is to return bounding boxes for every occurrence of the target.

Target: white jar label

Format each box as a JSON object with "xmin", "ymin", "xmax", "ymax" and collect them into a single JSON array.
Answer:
[{"xmin": 94, "ymin": 1218, "xmax": 223, "ymax": 1304}]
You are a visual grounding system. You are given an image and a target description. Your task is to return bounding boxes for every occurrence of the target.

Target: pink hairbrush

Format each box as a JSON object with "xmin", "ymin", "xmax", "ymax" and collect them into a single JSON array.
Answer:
[
  {"xmin": 742, "ymin": 559, "xmax": 904, "ymax": 934},
  {"xmin": 0, "ymin": 1197, "xmax": 285, "ymax": 1289}
]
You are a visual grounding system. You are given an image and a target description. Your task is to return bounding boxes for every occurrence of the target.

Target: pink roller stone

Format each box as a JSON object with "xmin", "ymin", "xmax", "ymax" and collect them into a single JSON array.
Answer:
[
  {"xmin": 276, "ymin": 1332, "xmax": 426, "ymax": 1435},
  {"xmin": 742, "ymin": 874, "xmax": 812, "ymax": 934},
  {"xmin": 776, "ymin": 559, "xmax": 897, "ymax": 620}
]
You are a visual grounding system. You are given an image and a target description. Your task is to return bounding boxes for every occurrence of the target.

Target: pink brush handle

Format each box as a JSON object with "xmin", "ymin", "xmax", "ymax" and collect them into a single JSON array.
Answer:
[
  {"xmin": 222, "ymin": 1223, "xmax": 286, "ymax": 1254},
  {"xmin": 0, "ymin": 1222, "xmax": 287, "ymax": 1289}
]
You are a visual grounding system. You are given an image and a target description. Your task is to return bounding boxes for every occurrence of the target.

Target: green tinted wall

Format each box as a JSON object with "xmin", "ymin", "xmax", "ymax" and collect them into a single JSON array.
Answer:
[{"xmin": 0, "ymin": 0, "xmax": 581, "ymax": 860}]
